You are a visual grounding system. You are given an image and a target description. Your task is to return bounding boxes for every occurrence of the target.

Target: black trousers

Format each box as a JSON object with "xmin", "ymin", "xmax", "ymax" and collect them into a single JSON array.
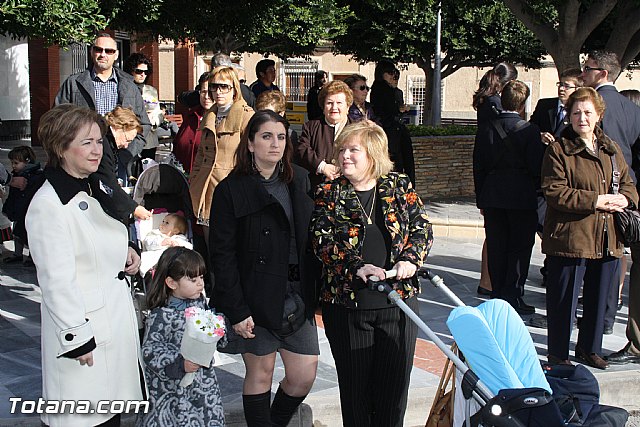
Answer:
[
  {"xmin": 322, "ymin": 298, "xmax": 419, "ymax": 427},
  {"xmin": 546, "ymin": 255, "xmax": 619, "ymax": 359},
  {"xmin": 483, "ymin": 207, "xmax": 537, "ymax": 306}
]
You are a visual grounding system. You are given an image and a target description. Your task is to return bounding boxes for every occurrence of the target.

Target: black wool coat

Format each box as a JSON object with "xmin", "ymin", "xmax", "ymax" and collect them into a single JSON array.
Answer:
[{"xmin": 210, "ymin": 164, "xmax": 320, "ymax": 329}]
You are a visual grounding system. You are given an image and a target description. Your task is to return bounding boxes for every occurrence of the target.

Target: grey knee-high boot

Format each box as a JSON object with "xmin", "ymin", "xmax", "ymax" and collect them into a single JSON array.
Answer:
[
  {"xmin": 270, "ymin": 386, "xmax": 306, "ymax": 427},
  {"xmin": 243, "ymin": 391, "xmax": 272, "ymax": 426}
]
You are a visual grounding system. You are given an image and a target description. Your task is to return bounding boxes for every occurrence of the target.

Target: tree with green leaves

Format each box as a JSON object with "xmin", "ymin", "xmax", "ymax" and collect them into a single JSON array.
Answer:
[
  {"xmin": 1, "ymin": 0, "xmax": 109, "ymax": 45},
  {"xmin": 107, "ymin": 0, "xmax": 350, "ymax": 57},
  {"xmin": 332, "ymin": 0, "xmax": 546, "ymax": 124},
  {"xmin": 503, "ymin": 0, "xmax": 640, "ymax": 76}
]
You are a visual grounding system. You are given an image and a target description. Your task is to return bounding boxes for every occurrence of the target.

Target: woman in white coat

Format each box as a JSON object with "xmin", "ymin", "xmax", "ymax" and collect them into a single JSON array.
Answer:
[{"xmin": 26, "ymin": 104, "xmax": 144, "ymax": 427}]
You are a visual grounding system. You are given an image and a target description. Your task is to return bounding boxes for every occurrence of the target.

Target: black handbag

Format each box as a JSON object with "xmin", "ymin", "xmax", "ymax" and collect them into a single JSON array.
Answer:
[
  {"xmin": 272, "ymin": 266, "xmax": 306, "ymax": 338},
  {"xmin": 610, "ymin": 154, "xmax": 640, "ymax": 244}
]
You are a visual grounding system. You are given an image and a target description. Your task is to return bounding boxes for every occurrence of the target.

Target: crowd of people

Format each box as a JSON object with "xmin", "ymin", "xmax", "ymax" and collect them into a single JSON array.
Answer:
[{"xmin": 5, "ymin": 30, "xmax": 640, "ymax": 426}]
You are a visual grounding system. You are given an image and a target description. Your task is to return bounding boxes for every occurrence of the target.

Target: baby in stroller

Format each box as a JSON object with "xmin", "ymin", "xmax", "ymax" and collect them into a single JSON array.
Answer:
[{"xmin": 142, "ymin": 213, "xmax": 192, "ymax": 252}]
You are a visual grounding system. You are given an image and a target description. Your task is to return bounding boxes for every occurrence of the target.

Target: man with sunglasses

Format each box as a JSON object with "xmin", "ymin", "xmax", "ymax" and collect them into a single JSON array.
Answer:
[
  {"xmin": 55, "ymin": 34, "xmax": 149, "ymax": 161},
  {"xmin": 581, "ymin": 50, "xmax": 640, "ymax": 365},
  {"xmin": 55, "ymin": 33, "xmax": 151, "ymax": 223}
]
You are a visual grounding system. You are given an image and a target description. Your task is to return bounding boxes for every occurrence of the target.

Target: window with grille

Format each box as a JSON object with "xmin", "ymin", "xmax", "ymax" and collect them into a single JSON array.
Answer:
[
  {"xmin": 280, "ymin": 59, "xmax": 319, "ymax": 102},
  {"xmin": 407, "ymin": 75, "xmax": 426, "ymax": 125}
]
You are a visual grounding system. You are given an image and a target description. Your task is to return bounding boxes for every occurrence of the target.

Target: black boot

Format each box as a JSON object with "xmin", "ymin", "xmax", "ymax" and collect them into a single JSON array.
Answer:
[
  {"xmin": 270, "ymin": 386, "xmax": 306, "ymax": 427},
  {"xmin": 243, "ymin": 391, "xmax": 272, "ymax": 427}
]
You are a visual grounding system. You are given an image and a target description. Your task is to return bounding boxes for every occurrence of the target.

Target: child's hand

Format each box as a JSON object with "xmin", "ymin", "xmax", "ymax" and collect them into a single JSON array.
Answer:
[
  {"xmin": 161, "ymin": 238, "xmax": 176, "ymax": 246},
  {"xmin": 184, "ymin": 359, "xmax": 200, "ymax": 373},
  {"xmin": 10, "ymin": 176, "xmax": 27, "ymax": 191}
]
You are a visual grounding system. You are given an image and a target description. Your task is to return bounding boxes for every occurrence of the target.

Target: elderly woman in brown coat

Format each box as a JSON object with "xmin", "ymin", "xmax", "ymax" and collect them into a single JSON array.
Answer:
[
  {"xmin": 189, "ymin": 66, "xmax": 254, "ymax": 241},
  {"xmin": 296, "ymin": 80, "xmax": 353, "ymax": 189},
  {"xmin": 542, "ymin": 87, "xmax": 638, "ymax": 370}
]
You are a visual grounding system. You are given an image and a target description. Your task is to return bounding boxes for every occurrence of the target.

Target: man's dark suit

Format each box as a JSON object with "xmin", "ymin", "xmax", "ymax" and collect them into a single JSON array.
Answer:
[
  {"xmin": 597, "ymin": 85, "xmax": 640, "ymax": 182},
  {"xmin": 530, "ymin": 97, "xmax": 568, "ymax": 137},
  {"xmin": 596, "ymin": 84, "xmax": 640, "ymax": 338}
]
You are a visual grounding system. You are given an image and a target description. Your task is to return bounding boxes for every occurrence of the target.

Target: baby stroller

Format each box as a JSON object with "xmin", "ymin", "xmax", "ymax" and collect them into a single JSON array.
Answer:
[
  {"xmin": 129, "ymin": 162, "xmax": 203, "ymax": 332},
  {"xmin": 366, "ymin": 268, "xmax": 629, "ymax": 427}
]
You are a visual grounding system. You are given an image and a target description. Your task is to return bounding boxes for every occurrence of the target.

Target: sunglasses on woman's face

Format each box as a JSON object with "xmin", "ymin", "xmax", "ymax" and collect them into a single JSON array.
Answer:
[
  {"xmin": 92, "ymin": 46, "xmax": 117, "ymax": 55},
  {"xmin": 209, "ymin": 83, "xmax": 233, "ymax": 94},
  {"xmin": 133, "ymin": 69, "xmax": 148, "ymax": 75}
]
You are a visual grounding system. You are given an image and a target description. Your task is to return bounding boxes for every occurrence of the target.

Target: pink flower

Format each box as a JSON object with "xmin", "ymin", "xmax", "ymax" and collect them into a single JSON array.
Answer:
[{"xmin": 184, "ymin": 307, "xmax": 197, "ymax": 318}]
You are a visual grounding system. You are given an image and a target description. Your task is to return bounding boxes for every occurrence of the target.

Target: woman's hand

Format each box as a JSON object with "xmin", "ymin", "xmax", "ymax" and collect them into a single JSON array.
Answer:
[
  {"xmin": 356, "ymin": 264, "xmax": 387, "ymax": 283},
  {"xmin": 76, "ymin": 352, "xmax": 94, "ymax": 367},
  {"xmin": 596, "ymin": 194, "xmax": 629, "ymax": 212},
  {"xmin": 233, "ymin": 317, "xmax": 255, "ymax": 339},
  {"xmin": 322, "ymin": 164, "xmax": 341, "ymax": 180},
  {"xmin": 540, "ymin": 132, "xmax": 555, "ymax": 145},
  {"xmin": 392, "ymin": 261, "xmax": 417, "ymax": 280},
  {"xmin": 124, "ymin": 247, "xmax": 141, "ymax": 275},
  {"xmin": 134, "ymin": 205, "xmax": 152, "ymax": 220},
  {"xmin": 184, "ymin": 359, "xmax": 200, "ymax": 373}
]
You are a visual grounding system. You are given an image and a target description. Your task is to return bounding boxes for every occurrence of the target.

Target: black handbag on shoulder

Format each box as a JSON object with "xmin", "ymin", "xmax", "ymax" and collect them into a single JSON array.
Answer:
[{"xmin": 610, "ymin": 154, "xmax": 640, "ymax": 244}]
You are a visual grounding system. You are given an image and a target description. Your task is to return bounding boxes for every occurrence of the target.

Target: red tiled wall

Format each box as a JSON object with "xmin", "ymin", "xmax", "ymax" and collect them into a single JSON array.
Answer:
[{"xmin": 28, "ymin": 39, "xmax": 60, "ymax": 146}]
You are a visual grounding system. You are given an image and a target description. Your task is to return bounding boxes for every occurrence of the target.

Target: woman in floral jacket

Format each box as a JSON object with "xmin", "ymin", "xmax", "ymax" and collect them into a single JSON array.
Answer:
[{"xmin": 310, "ymin": 120, "xmax": 433, "ymax": 427}]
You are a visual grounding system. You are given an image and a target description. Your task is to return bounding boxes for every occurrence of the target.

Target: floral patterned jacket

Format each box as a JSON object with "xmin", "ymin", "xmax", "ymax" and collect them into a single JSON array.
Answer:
[{"xmin": 311, "ymin": 172, "xmax": 433, "ymax": 307}]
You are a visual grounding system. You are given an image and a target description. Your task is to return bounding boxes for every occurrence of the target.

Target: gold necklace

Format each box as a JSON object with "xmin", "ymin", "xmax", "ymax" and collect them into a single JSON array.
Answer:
[{"xmin": 355, "ymin": 190, "xmax": 375, "ymax": 224}]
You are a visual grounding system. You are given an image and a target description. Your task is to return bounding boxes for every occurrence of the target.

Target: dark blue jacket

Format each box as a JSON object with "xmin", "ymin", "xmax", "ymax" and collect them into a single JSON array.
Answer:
[
  {"xmin": 473, "ymin": 112, "xmax": 545, "ymax": 210},
  {"xmin": 597, "ymin": 85, "xmax": 640, "ymax": 183}
]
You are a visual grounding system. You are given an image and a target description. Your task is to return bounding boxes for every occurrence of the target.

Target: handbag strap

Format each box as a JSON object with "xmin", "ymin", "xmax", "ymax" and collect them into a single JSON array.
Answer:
[{"xmin": 610, "ymin": 153, "xmax": 620, "ymax": 195}]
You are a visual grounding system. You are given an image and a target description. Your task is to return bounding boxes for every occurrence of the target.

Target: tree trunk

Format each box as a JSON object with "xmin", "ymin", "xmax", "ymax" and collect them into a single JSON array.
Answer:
[{"xmin": 418, "ymin": 64, "xmax": 435, "ymax": 126}]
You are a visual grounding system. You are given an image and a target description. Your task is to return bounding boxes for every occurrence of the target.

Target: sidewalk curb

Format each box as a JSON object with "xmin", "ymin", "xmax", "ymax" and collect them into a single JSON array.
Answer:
[{"xmin": 430, "ymin": 217, "xmax": 485, "ymax": 239}]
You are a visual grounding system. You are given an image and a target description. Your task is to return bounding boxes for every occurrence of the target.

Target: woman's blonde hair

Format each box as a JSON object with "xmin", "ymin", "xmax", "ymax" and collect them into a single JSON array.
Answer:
[
  {"xmin": 209, "ymin": 66, "xmax": 243, "ymax": 103},
  {"xmin": 104, "ymin": 106, "xmax": 142, "ymax": 133},
  {"xmin": 334, "ymin": 120, "xmax": 394, "ymax": 179}
]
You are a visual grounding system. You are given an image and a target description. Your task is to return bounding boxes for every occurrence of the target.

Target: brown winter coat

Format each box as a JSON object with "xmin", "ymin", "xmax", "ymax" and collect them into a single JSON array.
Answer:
[
  {"xmin": 541, "ymin": 126, "xmax": 638, "ymax": 259},
  {"xmin": 189, "ymin": 100, "xmax": 254, "ymax": 223}
]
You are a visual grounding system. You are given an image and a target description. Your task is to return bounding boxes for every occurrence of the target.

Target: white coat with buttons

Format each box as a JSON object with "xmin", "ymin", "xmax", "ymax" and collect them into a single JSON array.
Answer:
[{"xmin": 26, "ymin": 180, "xmax": 143, "ymax": 427}]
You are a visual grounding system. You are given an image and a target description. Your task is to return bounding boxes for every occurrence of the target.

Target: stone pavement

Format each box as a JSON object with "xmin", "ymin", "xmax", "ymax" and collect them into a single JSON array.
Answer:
[{"xmin": 0, "ymin": 139, "xmax": 639, "ymax": 426}]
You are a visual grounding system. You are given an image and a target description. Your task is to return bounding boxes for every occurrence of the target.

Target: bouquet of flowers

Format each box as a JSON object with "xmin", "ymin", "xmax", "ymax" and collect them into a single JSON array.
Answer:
[{"xmin": 179, "ymin": 307, "xmax": 226, "ymax": 387}]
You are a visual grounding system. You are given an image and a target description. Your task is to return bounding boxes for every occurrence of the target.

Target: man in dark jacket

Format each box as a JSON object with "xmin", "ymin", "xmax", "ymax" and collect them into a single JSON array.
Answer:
[
  {"xmin": 54, "ymin": 34, "xmax": 151, "ymax": 223},
  {"xmin": 55, "ymin": 34, "xmax": 149, "ymax": 158},
  {"xmin": 582, "ymin": 51, "xmax": 640, "ymax": 365},
  {"xmin": 530, "ymin": 68, "xmax": 582, "ymax": 144},
  {"xmin": 473, "ymin": 80, "xmax": 545, "ymax": 315}
]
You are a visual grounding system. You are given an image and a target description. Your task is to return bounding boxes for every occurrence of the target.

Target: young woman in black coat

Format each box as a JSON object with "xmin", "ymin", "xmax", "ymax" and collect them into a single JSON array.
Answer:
[{"xmin": 210, "ymin": 110, "xmax": 320, "ymax": 426}]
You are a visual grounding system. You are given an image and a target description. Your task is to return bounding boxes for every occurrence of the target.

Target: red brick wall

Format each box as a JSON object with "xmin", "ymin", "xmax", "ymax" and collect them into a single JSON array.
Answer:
[
  {"xmin": 28, "ymin": 39, "xmax": 60, "ymax": 146},
  {"xmin": 412, "ymin": 135, "xmax": 475, "ymax": 199},
  {"xmin": 174, "ymin": 42, "xmax": 195, "ymax": 116},
  {"xmin": 136, "ymin": 41, "xmax": 160, "ymax": 89}
]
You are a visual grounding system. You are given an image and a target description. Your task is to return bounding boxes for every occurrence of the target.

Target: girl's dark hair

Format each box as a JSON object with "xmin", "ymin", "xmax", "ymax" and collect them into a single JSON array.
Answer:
[
  {"xmin": 146, "ymin": 247, "xmax": 207, "ymax": 310},
  {"xmin": 124, "ymin": 52, "xmax": 152, "ymax": 75},
  {"xmin": 472, "ymin": 62, "xmax": 518, "ymax": 110},
  {"xmin": 8, "ymin": 146, "xmax": 36, "ymax": 163},
  {"xmin": 374, "ymin": 60, "xmax": 396, "ymax": 82},
  {"xmin": 232, "ymin": 110, "xmax": 294, "ymax": 183}
]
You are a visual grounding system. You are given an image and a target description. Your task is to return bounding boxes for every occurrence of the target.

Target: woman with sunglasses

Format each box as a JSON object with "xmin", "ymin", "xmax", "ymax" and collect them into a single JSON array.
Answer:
[
  {"xmin": 189, "ymin": 66, "xmax": 254, "ymax": 247},
  {"xmin": 124, "ymin": 52, "xmax": 163, "ymax": 161},
  {"xmin": 344, "ymin": 74, "xmax": 377, "ymax": 123},
  {"xmin": 370, "ymin": 60, "xmax": 415, "ymax": 185}
]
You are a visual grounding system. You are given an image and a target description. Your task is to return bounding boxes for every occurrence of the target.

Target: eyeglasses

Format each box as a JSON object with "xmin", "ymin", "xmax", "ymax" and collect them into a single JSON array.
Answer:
[
  {"xmin": 208, "ymin": 83, "xmax": 233, "ymax": 94},
  {"xmin": 356, "ymin": 85, "xmax": 370, "ymax": 91},
  {"xmin": 556, "ymin": 82, "xmax": 577, "ymax": 90},
  {"xmin": 199, "ymin": 89, "xmax": 211, "ymax": 97},
  {"xmin": 133, "ymin": 69, "xmax": 148, "ymax": 75},
  {"xmin": 92, "ymin": 46, "xmax": 117, "ymax": 55},
  {"xmin": 583, "ymin": 65, "xmax": 605, "ymax": 73}
]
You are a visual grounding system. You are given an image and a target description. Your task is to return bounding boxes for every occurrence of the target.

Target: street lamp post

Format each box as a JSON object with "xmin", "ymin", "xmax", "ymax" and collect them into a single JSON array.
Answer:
[{"xmin": 431, "ymin": 1, "xmax": 442, "ymax": 126}]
